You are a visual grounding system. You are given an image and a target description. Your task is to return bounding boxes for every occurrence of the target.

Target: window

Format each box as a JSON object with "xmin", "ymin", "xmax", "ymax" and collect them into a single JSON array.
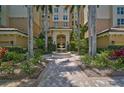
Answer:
[
  {"xmin": 121, "ymin": 19, "xmax": 124, "ymax": 24},
  {"xmin": 54, "ymin": 8, "xmax": 58, "ymax": 13},
  {"xmin": 63, "ymin": 22, "xmax": 68, "ymax": 27},
  {"xmin": 54, "ymin": 22, "xmax": 58, "ymax": 28},
  {"xmin": 63, "ymin": 15, "xmax": 68, "ymax": 20},
  {"xmin": 54, "ymin": 15, "xmax": 59, "ymax": 20},
  {"xmin": 117, "ymin": 7, "xmax": 124, "ymax": 14},
  {"xmin": 117, "ymin": 18, "xmax": 124, "ymax": 25},
  {"xmin": 63, "ymin": 8, "xmax": 67, "ymax": 13}
]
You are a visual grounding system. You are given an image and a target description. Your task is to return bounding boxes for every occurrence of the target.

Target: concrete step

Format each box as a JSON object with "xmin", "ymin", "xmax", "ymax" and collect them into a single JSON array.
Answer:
[{"xmin": 52, "ymin": 52, "xmax": 71, "ymax": 58}]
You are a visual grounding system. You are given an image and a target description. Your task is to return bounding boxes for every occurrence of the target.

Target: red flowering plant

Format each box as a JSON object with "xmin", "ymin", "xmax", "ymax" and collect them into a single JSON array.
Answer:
[
  {"xmin": 109, "ymin": 48, "xmax": 124, "ymax": 60},
  {"xmin": 0, "ymin": 47, "xmax": 8, "ymax": 59}
]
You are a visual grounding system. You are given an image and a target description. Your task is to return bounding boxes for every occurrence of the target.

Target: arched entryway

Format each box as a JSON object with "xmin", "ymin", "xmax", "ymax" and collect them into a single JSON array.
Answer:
[{"xmin": 57, "ymin": 34, "xmax": 66, "ymax": 51}]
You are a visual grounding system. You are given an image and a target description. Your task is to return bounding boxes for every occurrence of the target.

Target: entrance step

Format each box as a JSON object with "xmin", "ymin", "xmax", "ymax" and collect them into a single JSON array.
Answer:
[{"xmin": 52, "ymin": 52, "xmax": 71, "ymax": 58}]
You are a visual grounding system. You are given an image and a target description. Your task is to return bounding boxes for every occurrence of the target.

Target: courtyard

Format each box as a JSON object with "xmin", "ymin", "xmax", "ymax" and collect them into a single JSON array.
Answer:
[{"xmin": 0, "ymin": 5, "xmax": 124, "ymax": 87}]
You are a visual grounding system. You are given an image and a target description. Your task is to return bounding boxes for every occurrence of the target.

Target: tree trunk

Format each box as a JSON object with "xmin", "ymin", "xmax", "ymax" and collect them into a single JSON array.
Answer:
[
  {"xmin": 44, "ymin": 6, "xmax": 48, "ymax": 52},
  {"xmin": 88, "ymin": 5, "xmax": 96, "ymax": 56},
  {"xmin": 77, "ymin": 8, "xmax": 80, "ymax": 54},
  {"xmin": 27, "ymin": 5, "xmax": 34, "ymax": 58},
  {"xmin": 73, "ymin": 6, "xmax": 76, "ymax": 32}
]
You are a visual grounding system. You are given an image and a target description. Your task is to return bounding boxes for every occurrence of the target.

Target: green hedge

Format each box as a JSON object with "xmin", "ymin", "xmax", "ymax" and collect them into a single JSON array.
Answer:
[
  {"xmin": 97, "ymin": 45, "xmax": 124, "ymax": 53},
  {"xmin": 108, "ymin": 45, "xmax": 124, "ymax": 50},
  {"xmin": 2, "ymin": 52, "xmax": 26, "ymax": 63},
  {"xmin": 4, "ymin": 47, "xmax": 27, "ymax": 53}
]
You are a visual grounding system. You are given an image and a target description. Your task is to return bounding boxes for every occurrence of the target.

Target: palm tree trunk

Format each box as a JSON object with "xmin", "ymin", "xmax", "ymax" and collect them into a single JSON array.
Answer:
[
  {"xmin": 88, "ymin": 5, "xmax": 96, "ymax": 56},
  {"xmin": 44, "ymin": 6, "xmax": 48, "ymax": 52},
  {"xmin": 77, "ymin": 9, "xmax": 80, "ymax": 54},
  {"xmin": 73, "ymin": 6, "xmax": 76, "ymax": 32},
  {"xmin": 27, "ymin": 5, "xmax": 34, "ymax": 58}
]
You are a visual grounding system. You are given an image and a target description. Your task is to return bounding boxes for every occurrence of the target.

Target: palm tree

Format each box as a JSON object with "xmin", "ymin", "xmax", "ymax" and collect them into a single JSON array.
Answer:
[
  {"xmin": 88, "ymin": 5, "xmax": 97, "ymax": 56},
  {"xmin": 36, "ymin": 5, "xmax": 52, "ymax": 52},
  {"xmin": 66, "ymin": 5, "xmax": 81, "ymax": 54},
  {"xmin": 80, "ymin": 22, "xmax": 88, "ymax": 39},
  {"xmin": 27, "ymin": 5, "xmax": 34, "ymax": 58}
]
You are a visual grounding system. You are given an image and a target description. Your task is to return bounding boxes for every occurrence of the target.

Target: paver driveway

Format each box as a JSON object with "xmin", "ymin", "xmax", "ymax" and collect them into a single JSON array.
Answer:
[{"xmin": 38, "ymin": 54, "xmax": 124, "ymax": 87}]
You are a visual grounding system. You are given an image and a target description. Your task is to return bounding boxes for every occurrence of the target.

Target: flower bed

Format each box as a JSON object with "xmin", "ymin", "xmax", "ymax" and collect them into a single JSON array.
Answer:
[
  {"xmin": 0, "ymin": 47, "xmax": 48, "ymax": 80},
  {"xmin": 109, "ymin": 48, "xmax": 124, "ymax": 60},
  {"xmin": 81, "ymin": 49, "xmax": 124, "ymax": 77}
]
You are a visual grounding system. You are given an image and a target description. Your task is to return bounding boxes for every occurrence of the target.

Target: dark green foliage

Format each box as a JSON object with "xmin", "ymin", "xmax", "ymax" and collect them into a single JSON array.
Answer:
[
  {"xmin": 70, "ymin": 41, "xmax": 77, "ymax": 51},
  {"xmin": 97, "ymin": 45, "xmax": 124, "ymax": 53},
  {"xmin": 48, "ymin": 37, "xmax": 56, "ymax": 53},
  {"xmin": 34, "ymin": 49, "xmax": 44, "ymax": 58},
  {"xmin": 35, "ymin": 32, "xmax": 56, "ymax": 53},
  {"xmin": 69, "ymin": 31, "xmax": 78, "ymax": 51},
  {"xmin": 35, "ymin": 32, "xmax": 45, "ymax": 49},
  {"xmin": 0, "ymin": 62, "xmax": 14, "ymax": 74},
  {"xmin": 2, "ymin": 52, "xmax": 26, "ymax": 63},
  {"xmin": 80, "ymin": 23, "xmax": 88, "ymax": 39},
  {"xmin": 69, "ymin": 23, "xmax": 88, "ymax": 54},
  {"xmin": 108, "ymin": 45, "xmax": 124, "ymax": 50},
  {"xmin": 82, "ymin": 50, "xmax": 124, "ymax": 70},
  {"xmin": 4, "ymin": 47, "xmax": 27, "ymax": 53},
  {"xmin": 79, "ymin": 39, "xmax": 88, "ymax": 55},
  {"xmin": 20, "ymin": 61, "xmax": 35, "ymax": 75},
  {"xmin": 20, "ymin": 50, "xmax": 43, "ymax": 75}
]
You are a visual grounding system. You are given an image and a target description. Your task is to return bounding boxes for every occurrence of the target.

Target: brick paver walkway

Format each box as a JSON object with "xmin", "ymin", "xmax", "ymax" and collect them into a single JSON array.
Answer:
[{"xmin": 38, "ymin": 54, "xmax": 124, "ymax": 87}]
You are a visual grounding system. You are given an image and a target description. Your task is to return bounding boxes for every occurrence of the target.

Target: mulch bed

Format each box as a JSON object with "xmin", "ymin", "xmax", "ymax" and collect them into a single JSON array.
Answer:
[
  {"xmin": 79, "ymin": 62, "xmax": 124, "ymax": 77},
  {"xmin": 0, "ymin": 62, "xmax": 48, "ymax": 80}
]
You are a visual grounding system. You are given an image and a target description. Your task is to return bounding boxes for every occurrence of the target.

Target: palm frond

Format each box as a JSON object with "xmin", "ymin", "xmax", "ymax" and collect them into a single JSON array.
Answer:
[
  {"xmin": 49, "ymin": 5, "xmax": 53, "ymax": 13},
  {"xmin": 70, "ymin": 5, "xmax": 75, "ymax": 13}
]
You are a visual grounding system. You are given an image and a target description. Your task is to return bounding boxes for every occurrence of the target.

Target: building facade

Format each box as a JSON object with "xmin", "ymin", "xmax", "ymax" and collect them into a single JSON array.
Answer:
[
  {"xmin": 0, "ymin": 5, "xmax": 41, "ymax": 48},
  {"xmin": 84, "ymin": 5, "xmax": 124, "ymax": 48},
  {"xmin": 47, "ymin": 5, "xmax": 84, "ymax": 51},
  {"xmin": 0, "ymin": 5, "xmax": 84, "ymax": 50}
]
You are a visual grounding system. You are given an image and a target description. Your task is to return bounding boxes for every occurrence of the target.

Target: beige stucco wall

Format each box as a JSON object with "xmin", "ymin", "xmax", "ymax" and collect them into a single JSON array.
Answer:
[
  {"xmin": 0, "ymin": 34, "xmax": 27, "ymax": 48},
  {"xmin": 97, "ymin": 35, "xmax": 110, "ymax": 48},
  {"xmin": 0, "ymin": 35, "xmax": 16, "ymax": 46},
  {"xmin": 9, "ymin": 5, "xmax": 27, "ymax": 18},
  {"xmin": 33, "ymin": 7, "xmax": 42, "ymax": 37},
  {"xmin": 0, "ymin": 5, "xmax": 42, "ymax": 48},
  {"xmin": 9, "ymin": 17, "xmax": 41, "ymax": 38},
  {"xmin": 97, "ymin": 32, "xmax": 124, "ymax": 48},
  {"xmin": 96, "ymin": 19, "xmax": 112, "ymax": 33},
  {"xmin": 9, "ymin": 17, "xmax": 28, "ymax": 33},
  {"xmin": 16, "ymin": 35, "xmax": 27, "ymax": 48},
  {"xmin": 96, "ymin": 5, "xmax": 112, "ymax": 19},
  {"xmin": 110, "ymin": 34, "xmax": 124, "ymax": 45}
]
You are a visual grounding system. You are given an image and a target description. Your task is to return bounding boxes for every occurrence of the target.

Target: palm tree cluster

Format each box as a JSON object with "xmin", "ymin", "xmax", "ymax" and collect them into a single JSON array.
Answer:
[{"xmin": 27, "ymin": 5, "xmax": 97, "ymax": 58}]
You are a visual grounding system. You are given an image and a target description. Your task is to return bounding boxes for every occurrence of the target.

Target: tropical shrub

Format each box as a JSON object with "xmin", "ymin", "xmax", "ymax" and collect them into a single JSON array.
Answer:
[
  {"xmin": 0, "ymin": 61, "xmax": 14, "ymax": 74},
  {"xmin": 48, "ymin": 38, "xmax": 56, "ymax": 52},
  {"xmin": 82, "ymin": 50, "xmax": 124, "ymax": 70},
  {"xmin": 4, "ymin": 47, "xmax": 27, "ymax": 53},
  {"xmin": 108, "ymin": 45, "xmax": 124, "ymax": 50},
  {"xmin": 20, "ymin": 61, "xmax": 35, "ymax": 75},
  {"xmin": 2, "ymin": 52, "xmax": 26, "ymax": 63},
  {"xmin": 35, "ymin": 38, "xmax": 45, "ymax": 49},
  {"xmin": 70, "ymin": 41, "xmax": 77, "ymax": 51},
  {"xmin": 79, "ymin": 39, "xmax": 88, "ymax": 55}
]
